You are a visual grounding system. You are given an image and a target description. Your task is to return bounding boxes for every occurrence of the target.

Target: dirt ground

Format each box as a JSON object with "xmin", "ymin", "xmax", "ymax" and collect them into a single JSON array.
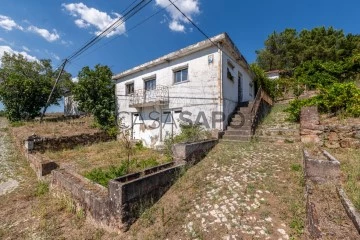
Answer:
[{"xmin": 10, "ymin": 116, "xmax": 100, "ymax": 143}]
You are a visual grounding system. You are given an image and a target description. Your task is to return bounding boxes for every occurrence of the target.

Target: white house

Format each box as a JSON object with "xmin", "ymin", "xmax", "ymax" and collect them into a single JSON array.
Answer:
[
  {"xmin": 113, "ymin": 33, "xmax": 255, "ymax": 147},
  {"xmin": 265, "ymin": 70, "xmax": 281, "ymax": 80}
]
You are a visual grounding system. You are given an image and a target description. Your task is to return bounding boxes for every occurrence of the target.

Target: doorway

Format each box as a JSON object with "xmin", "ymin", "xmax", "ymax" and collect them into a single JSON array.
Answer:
[{"xmin": 238, "ymin": 72, "xmax": 243, "ymax": 103}]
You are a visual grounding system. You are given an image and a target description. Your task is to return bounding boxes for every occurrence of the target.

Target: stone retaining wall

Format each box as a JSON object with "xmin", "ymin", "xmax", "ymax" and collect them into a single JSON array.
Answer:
[
  {"xmin": 26, "ymin": 132, "xmax": 115, "ymax": 153},
  {"xmin": 300, "ymin": 106, "xmax": 360, "ymax": 148}
]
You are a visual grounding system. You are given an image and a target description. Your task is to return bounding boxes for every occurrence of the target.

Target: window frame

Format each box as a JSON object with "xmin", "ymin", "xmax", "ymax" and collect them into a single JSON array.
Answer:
[
  {"xmin": 173, "ymin": 66, "xmax": 189, "ymax": 84},
  {"xmin": 144, "ymin": 78, "xmax": 156, "ymax": 91},
  {"xmin": 125, "ymin": 82, "xmax": 134, "ymax": 95}
]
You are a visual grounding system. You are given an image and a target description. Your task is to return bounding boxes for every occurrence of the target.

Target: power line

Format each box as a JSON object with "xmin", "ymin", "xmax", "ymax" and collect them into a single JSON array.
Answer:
[
  {"xmin": 167, "ymin": 0, "xmax": 219, "ymax": 49},
  {"xmin": 67, "ymin": 0, "xmax": 153, "ymax": 62},
  {"xmin": 72, "ymin": 0, "xmax": 180, "ymax": 62}
]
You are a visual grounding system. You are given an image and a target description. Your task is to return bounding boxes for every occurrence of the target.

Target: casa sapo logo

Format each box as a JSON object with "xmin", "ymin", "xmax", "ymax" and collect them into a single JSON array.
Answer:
[{"xmin": 117, "ymin": 111, "xmax": 245, "ymax": 130}]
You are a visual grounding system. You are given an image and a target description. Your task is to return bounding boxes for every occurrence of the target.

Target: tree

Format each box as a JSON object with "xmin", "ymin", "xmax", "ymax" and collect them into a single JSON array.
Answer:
[
  {"xmin": 256, "ymin": 27, "xmax": 360, "ymax": 71},
  {"xmin": 73, "ymin": 64, "xmax": 115, "ymax": 129},
  {"xmin": 0, "ymin": 53, "xmax": 73, "ymax": 121}
]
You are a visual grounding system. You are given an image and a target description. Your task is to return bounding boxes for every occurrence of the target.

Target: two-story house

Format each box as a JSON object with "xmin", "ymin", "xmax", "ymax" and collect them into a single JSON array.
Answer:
[{"xmin": 113, "ymin": 33, "xmax": 255, "ymax": 147}]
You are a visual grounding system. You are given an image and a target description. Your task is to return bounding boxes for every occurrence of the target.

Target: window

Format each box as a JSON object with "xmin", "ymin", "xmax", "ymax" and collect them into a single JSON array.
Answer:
[
  {"xmin": 227, "ymin": 60, "xmax": 235, "ymax": 70},
  {"xmin": 125, "ymin": 83, "xmax": 134, "ymax": 95},
  {"xmin": 145, "ymin": 78, "xmax": 156, "ymax": 91},
  {"xmin": 227, "ymin": 68, "xmax": 234, "ymax": 81},
  {"xmin": 174, "ymin": 68, "xmax": 188, "ymax": 83}
]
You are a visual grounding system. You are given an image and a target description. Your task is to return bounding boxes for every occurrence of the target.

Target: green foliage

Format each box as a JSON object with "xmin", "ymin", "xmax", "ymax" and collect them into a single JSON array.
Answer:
[
  {"xmin": 257, "ymin": 27, "xmax": 360, "ymax": 71},
  {"xmin": 34, "ymin": 181, "xmax": 49, "ymax": 196},
  {"xmin": 0, "ymin": 53, "xmax": 73, "ymax": 121},
  {"xmin": 172, "ymin": 122, "xmax": 211, "ymax": 144},
  {"xmin": 286, "ymin": 82, "xmax": 360, "ymax": 121},
  {"xmin": 250, "ymin": 64, "xmax": 277, "ymax": 98},
  {"xmin": 317, "ymin": 82, "xmax": 360, "ymax": 117},
  {"xmin": 84, "ymin": 157, "xmax": 159, "ymax": 187},
  {"xmin": 73, "ymin": 64, "xmax": 115, "ymax": 129}
]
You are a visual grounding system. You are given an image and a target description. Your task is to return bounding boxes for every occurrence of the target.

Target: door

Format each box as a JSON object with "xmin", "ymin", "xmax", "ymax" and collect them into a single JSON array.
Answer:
[{"xmin": 238, "ymin": 72, "xmax": 243, "ymax": 103}]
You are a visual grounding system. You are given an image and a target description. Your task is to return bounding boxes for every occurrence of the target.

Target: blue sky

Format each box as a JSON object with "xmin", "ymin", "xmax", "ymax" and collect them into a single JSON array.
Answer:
[{"xmin": 0, "ymin": 0, "xmax": 360, "ymax": 111}]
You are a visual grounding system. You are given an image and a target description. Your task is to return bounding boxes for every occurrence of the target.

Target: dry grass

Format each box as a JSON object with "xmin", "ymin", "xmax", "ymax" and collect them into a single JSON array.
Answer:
[
  {"xmin": 127, "ymin": 141, "xmax": 305, "ymax": 239},
  {"xmin": 41, "ymin": 140, "xmax": 169, "ymax": 175},
  {"xmin": 328, "ymin": 148, "xmax": 360, "ymax": 210},
  {"xmin": 10, "ymin": 116, "xmax": 100, "ymax": 142}
]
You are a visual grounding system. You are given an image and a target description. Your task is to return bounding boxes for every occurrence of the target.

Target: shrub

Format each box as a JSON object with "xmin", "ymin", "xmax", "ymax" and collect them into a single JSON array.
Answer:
[
  {"xmin": 84, "ymin": 157, "xmax": 160, "ymax": 187},
  {"xmin": 285, "ymin": 82, "xmax": 360, "ymax": 121}
]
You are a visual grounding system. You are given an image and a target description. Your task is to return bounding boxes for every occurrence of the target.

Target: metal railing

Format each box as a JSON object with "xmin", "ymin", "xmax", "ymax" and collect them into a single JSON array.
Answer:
[{"xmin": 129, "ymin": 85, "xmax": 169, "ymax": 107}]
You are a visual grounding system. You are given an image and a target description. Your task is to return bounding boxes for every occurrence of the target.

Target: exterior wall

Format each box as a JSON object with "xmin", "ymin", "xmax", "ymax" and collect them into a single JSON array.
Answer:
[
  {"xmin": 221, "ymin": 50, "xmax": 254, "ymax": 129},
  {"xmin": 64, "ymin": 95, "xmax": 81, "ymax": 116},
  {"xmin": 116, "ymin": 47, "xmax": 221, "ymax": 147},
  {"xmin": 266, "ymin": 72, "xmax": 280, "ymax": 80}
]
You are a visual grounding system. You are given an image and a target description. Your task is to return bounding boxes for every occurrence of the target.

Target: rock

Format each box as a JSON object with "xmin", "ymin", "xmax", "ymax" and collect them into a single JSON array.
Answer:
[{"xmin": 328, "ymin": 132, "xmax": 339, "ymax": 141}]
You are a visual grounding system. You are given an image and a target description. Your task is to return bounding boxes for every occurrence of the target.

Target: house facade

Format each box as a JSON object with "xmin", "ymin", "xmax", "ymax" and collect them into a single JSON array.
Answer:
[{"xmin": 113, "ymin": 33, "xmax": 255, "ymax": 147}]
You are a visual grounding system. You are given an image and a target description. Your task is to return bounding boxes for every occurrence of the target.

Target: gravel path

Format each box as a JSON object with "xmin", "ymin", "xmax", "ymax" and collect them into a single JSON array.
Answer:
[{"xmin": 0, "ymin": 118, "xmax": 19, "ymax": 196}]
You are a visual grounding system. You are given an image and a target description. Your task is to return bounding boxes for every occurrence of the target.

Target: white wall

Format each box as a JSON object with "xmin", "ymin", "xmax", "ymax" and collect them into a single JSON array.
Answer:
[
  {"xmin": 116, "ymin": 46, "xmax": 221, "ymax": 147},
  {"xmin": 221, "ymin": 50, "xmax": 254, "ymax": 129}
]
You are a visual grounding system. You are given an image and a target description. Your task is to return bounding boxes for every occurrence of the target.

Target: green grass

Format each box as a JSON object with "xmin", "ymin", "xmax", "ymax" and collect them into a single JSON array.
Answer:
[
  {"xmin": 34, "ymin": 181, "xmax": 49, "ymax": 196},
  {"xmin": 84, "ymin": 157, "xmax": 161, "ymax": 187},
  {"xmin": 331, "ymin": 148, "xmax": 360, "ymax": 210}
]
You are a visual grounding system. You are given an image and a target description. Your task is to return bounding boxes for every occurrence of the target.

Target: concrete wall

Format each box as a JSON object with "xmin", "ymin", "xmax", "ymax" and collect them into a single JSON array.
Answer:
[{"xmin": 172, "ymin": 139, "xmax": 218, "ymax": 165}]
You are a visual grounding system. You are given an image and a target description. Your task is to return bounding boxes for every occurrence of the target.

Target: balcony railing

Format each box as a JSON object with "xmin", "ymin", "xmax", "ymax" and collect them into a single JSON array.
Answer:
[{"xmin": 129, "ymin": 85, "xmax": 169, "ymax": 108}]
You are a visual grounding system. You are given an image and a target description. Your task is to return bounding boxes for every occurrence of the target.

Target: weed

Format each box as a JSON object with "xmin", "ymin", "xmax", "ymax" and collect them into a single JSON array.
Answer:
[
  {"xmin": 291, "ymin": 163, "xmax": 302, "ymax": 172},
  {"xmin": 84, "ymin": 157, "xmax": 160, "ymax": 187},
  {"xmin": 34, "ymin": 181, "xmax": 49, "ymax": 196}
]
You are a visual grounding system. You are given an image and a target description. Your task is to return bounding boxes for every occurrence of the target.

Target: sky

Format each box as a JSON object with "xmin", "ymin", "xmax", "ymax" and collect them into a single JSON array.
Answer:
[{"xmin": 0, "ymin": 0, "xmax": 360, "ymax": 111}]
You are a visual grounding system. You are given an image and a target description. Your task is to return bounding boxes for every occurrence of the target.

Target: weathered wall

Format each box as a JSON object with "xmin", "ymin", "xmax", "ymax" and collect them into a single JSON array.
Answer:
[
  {"xmin": 51, "ymin": 162, "xmax": 185, "ymax": 232},
  {"xmin": 300, "ymin": 106, "xmax": 360, "ymax": 149},
  {"xmin": 26, "ymin": 132, "xmax": 115, "ymax": 153},
  {"xmin": 172, "ymin": 139, "xmax": 218, "ymax": 165}
]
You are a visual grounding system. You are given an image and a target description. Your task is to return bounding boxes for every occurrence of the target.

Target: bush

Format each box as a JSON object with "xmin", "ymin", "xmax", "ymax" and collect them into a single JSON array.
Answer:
[
  {"xmin": 84, "ymin": 157, "xmax": 160, "ymax": 187},
  {"xmin": 285, "ymin": 82, "xmax": 360, "ymax": 121}
]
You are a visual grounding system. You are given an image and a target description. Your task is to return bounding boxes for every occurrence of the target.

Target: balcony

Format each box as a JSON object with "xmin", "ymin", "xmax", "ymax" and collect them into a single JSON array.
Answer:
[{"xmin": 129, "ymin": 85, "xmax": 169, "ymax": 108}]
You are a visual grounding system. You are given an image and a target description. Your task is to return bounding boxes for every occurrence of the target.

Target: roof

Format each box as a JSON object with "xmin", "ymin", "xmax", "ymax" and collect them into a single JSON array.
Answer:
[{"xmin": 112, "ymin": 32, "xmax": 252, "ymax": 80}]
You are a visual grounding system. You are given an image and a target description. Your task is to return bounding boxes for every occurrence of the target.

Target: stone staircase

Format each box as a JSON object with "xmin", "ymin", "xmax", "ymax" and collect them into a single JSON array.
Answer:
[{"xmin": 222, "ymin": 102, "xmax": 254, "ymax": 142}]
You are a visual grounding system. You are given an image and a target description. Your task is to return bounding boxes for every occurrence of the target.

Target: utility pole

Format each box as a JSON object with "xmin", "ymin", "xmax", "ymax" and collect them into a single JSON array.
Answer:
[{"xmin": 40, "ymin": 59, "xmax": 68, "ymax": 123}]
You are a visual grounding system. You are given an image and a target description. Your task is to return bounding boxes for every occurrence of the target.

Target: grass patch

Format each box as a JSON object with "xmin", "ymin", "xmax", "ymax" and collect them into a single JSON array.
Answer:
[
  {"xmin": 34, "ymin": 181, "xmax": 49, "ymax": 196},
  {"xmin": 42, "ymin": 140, "xmax": 168, "ymax": 174},
  {"xmin": 291, "ymin": 163, "xmax": 301, "ymax": 172},
  {"xmin": 330, "ymin": 148, "xmax": 360, "ymax": 210},
  {"xmin": 84, "ymin": 157, "xmax": 161, "ymax": 187}
]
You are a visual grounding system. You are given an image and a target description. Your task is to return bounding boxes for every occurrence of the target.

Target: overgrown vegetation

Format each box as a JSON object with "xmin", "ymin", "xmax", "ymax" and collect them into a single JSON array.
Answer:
[
  {"xmin": 84, "ymin": 157, "xmax": 160, "ymax": 187},
  {"xmin": 0, "ymin": 53, "xmax": 73, "ymax": 121},
  {"xmin": 285, "ymin": 82, "xmax": 360, "ymax": 121},
  {"xmin": 72, "ymin": 64, "xmax": 116, "ymax": 134},
  {"xmin": 254, "ymin": 26, "xmax": 360, "ymax": 106},
  {"xmin": 164, "ymin": 122, "xmax": 212, "ymax": 158}
]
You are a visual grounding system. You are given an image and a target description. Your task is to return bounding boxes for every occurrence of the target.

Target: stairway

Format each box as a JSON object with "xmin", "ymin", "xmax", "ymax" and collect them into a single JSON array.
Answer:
[{"xmin": 222, "ymin": 102, "xmax": 254, "ymax": 142}]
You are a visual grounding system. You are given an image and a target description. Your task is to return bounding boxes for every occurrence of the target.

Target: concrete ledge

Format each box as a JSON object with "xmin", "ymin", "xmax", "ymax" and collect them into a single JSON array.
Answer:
[
  {"xmin": 305, "ymin": 184, "xmax": 322, "ymax": 239},
  {"xmin": 172, "ymin": 139, "xmax": 218, "ymax": 165},
  {"xmin": 27, "ymin": 153, "xmax": 58, "ymax": 178},
  {"xmin": 109, "ymin": 162, "xmax": 185, "ymax": 228},
  {"xmin": 303, "ymin": 149, "xmax": 340, "ymax": 183},
  {"xmin": 337, "ymin": 187, "xmax": 360, "ymax": 234}
]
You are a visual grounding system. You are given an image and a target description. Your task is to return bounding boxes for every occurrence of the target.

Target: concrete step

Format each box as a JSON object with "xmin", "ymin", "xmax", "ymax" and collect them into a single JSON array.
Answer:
[
  {"xmin": 227, "ymin": 126, "xmax": 251, "ymax": 131},
  {"xmin": 225, "ymin": 129, "xmax": 251, "ymax": 135},
  {"xmin": 222, "ymin": 135, "xmax": 252, "ymax": 141},
  {"xmin": 229, "ymin": 121, "xmax": 252, "ymax": 128},
  {"xmin": 254, "ymin": 136, "xmax": 301, "ymax": 143}
]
